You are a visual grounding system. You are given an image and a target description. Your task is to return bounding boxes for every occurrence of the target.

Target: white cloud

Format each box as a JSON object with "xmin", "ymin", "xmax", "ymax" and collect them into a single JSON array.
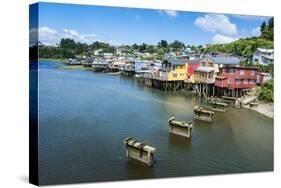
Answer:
[
  {"xmin": 251, "ymin": 27, "xmax": 261, "ymax": 36},
  {"xmin": 212, "ymin": 34, "xmax": 238, "ymax": 44},
  {"xmin": 159, "ymin": 10, "xmax": 178, "ymax": 18},
  {"xmin": 194, "ymin": 14, "xmax": 238, "ymax": 36},
  {"xmin": 29, "ymin": 26, "xmax": 115, "ymax": 46}
]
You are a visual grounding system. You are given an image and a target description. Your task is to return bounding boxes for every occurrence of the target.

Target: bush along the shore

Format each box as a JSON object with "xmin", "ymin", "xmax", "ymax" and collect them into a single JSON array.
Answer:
[{"xmin": 259, "ymin": 79, "xmax": 274, "ymax": 102}]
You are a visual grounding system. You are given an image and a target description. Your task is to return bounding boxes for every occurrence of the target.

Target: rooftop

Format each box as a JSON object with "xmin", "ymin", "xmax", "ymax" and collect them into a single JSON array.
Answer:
[
  {"xmin": 165, "ymin": 58, "xmax": 188, "ymax": 65},
  {"xmin": 209, "ymin": 56, "xmax": 240, "ymax": 65}
]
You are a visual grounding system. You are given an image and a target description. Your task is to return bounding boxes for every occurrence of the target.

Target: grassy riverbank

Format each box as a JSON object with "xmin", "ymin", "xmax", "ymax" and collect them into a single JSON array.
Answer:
[
  {"xmin": 39, "ymin": 58, "xmax": 65, "ymax": 62},
  {"xmin": 56, "ymin": 65, "xmax": 92, "ymax": 70}
]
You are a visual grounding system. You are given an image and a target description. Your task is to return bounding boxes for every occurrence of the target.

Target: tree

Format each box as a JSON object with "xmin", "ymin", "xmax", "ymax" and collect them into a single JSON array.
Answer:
[
  {"xmin": 260, "ymin": 21, "xmax": 266, "ymax": 33},
  {"xmin": 268, "ymin": 17, "xmax": 273, "ymax": 29},
  {"xmin": 170, "ymin": 40, "xmax": 185, "ymax": 50},
  {"xmin": 59, "ymin": 38, "xmax": 76, "ymax": 49},
  {"xmin": 158, "ymin": 40, "xmax": 168, "ymax": 48},
  {"xmin": 259, "ymin": 79, "xmax": 274, "ymax": 102}
]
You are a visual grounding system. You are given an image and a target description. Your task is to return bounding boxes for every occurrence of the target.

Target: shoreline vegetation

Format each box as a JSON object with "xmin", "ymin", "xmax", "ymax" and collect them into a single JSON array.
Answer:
[
  {"xmin": 55, "ymin": 65, "xmax": 92, "ymax": 69},
  {"xmin": 39, "ymin": 58, "xmax": 65, "ymax": 62}
]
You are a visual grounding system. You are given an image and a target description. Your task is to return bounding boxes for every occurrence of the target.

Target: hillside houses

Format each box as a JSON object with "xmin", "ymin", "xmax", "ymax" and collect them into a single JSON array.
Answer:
[{"xmin": 252, "ymin": 48, "xmax": 274, "ymax": 66}]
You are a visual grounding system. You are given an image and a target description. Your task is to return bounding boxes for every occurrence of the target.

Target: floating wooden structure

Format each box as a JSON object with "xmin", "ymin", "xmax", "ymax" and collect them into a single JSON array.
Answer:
[
  {"xmin": 249, "ymin": 102, "xmax": 258, "ymax": 107},
  {"xmin": 222, "ymin": 96, "xmax": 237, "ymax": 104},
  {"xmin": 123, "ymin": 137, "xmax": 156, "ymax": 166},
  {"xmin": 194, "ymin": 106, "xmax": 214, "ymax": 122},
  {"xmin": 168, "ymin": 116, "xmax": 193, "ymax": 138},
  {"xmin": 209, "ymin": 101, "xmax": 228, "ymax": 112}
]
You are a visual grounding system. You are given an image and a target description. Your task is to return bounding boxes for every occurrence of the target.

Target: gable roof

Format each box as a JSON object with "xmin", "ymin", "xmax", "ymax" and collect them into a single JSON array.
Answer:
[
  {"xmin": 209, "ymin": 56, "xmax": 240, "ymax": 65},
  {"xmin": 165, "ymin": 58, "xmax": 187, "ymax": 65},
  {"xmin": 257, "ymin": 48, "xmax": 274, "ymax": 53}
]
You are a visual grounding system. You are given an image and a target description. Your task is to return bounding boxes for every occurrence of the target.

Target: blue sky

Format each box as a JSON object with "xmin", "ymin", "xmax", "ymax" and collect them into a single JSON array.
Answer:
[{"xmin": 30, "ymin": 2, "xmax": 270, "ymax": 46}]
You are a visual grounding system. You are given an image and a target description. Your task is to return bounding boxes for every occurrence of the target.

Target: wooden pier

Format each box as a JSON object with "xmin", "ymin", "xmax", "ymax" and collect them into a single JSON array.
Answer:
[
  {"xmin": 123, "ymin": 137, "xmax": 156, "ymax": 166},
  {"xmin": 143, "ymin": 77, "xmax": 184, "ymax": 91},
  {"xmin": 194, "ymin": 106, "xmax": 214, "ymax": 122},
  {"xmin": 209, "ymin": 101, "xmax": 228, "ymax": 112},
  {"xmin": 168, "ymin": 117, "xmax": 193, "ymax": 138}
]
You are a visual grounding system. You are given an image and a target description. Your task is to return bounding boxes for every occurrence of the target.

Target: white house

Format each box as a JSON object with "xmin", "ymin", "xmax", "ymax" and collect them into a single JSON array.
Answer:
[{"xmin": 252, "ymin": 48, "xmax": 274, "ymax": 66}]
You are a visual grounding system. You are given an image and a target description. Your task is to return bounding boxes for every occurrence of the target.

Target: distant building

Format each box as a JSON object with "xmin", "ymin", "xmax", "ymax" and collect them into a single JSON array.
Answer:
[
  {"xmin": 94, "ymin": 49, "xmax": 103, "ymax": 56},
  {"xmin": 256, "ymin": 72, "xmax": 272, "ymax": 85},
  {"xmin": 252, "ymin": 48, "xmax": 274, "ymax": 66},
  {"xmin": 103, "ymin": 53, "xmax": 114, "ymax": 59}
]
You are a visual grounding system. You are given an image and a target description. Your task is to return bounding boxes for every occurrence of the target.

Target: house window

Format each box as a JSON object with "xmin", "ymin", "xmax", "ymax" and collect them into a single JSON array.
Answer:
[
  {"xmin": 173, "ymin": 73, "xmax": 177, "ymax": 78},
  {"xmin": 250, "ymin": 70, "xmax": 255, "ymax": 76},
  {"xmin": 228, "ymin": 79, "xmax": 232, "ymax": 84},
  {"xmin": 243, "ymin": 79, "xmax": 248, "ymax": 84},
  {"xmin": 250, "ymin": 79, "xmax": 255, "ymax": 84},
  {"xmin": 236, "ymin": 79, "xmax": 241, "ymax": 84},
  {"xmin": 240, "ymin": 70, "xmax": 245, "ymax": 75},
  {"xmin": 230, "ymin": 68, "xmax": 235, "ymax": 73}
]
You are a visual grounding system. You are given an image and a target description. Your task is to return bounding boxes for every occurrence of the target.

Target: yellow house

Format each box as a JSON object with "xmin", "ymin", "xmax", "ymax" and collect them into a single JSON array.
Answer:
[{"xmin": 158, "ymin": 59, "xmax": 188, "ymax": 81}]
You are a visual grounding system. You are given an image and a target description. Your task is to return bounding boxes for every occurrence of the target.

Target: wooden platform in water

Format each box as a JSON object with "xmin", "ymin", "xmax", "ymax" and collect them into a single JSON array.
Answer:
[
  {"xmin": 123, "ymin": 137, "xmax": 156, "ymax": 166},
  {"xmin": 168, "ymin": 116, "xmax": 193, "ymax": 138},
  {"xmin": 194, "ymin": 106, "xmax": 214, "ymax": 122}
]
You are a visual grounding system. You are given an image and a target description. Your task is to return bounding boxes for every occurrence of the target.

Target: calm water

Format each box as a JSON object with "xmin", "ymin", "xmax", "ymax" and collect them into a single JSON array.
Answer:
[{"xmin": 37, "ymin": 61, "xmax": 273, "ymax": 185}]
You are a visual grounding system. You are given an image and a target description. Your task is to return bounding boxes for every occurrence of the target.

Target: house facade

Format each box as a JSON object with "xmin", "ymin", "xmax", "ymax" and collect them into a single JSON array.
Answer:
[
  {"xmin": 158, "ymin": 59, "xmax": 187, "ymax": 81},
  {"xmin": 214, "ymin": 67, "xmax": 258, "ymax": 89},
  {"xmin": 186, "ymin": 59, "xmax": 201, "ymax": 83}
]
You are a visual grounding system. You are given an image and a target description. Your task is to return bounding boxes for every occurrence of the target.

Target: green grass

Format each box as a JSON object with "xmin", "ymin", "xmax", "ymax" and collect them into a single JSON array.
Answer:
[
  {"xmin": 55, "ymin": 65, "xmax": 92, "ymax": 70},
  {"xmin": 39, "ymin": 58, "xmax": 65, "ymax": 62}
]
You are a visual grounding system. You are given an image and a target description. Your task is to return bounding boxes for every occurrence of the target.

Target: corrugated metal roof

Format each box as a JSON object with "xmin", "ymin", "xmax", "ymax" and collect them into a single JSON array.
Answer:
[
  {"xmin": 166, "ymin": 59, "xmax": 188, "ymax": 65},
  {"xmin": 209, "ymin": 56, "xmax": 240, "ymax": 65}
]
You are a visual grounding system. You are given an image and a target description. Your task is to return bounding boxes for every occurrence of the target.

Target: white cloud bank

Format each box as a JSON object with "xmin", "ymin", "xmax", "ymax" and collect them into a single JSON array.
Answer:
[
  {"xmin": 194, "ymin": 14, "xmax": 238, "ymax": 36},
  {"xmin": 29, "ymin": 26, "xmax": 114, "ymax": 46},
  {"xmin": 212, "ymin": 34, "xmax": 238, "ymax": 44},
  {"xmin": 251, "ymin": 27, "xmax": 261, "ymax": 36},
  {"xmin": 194, "ymin": 13, "xmax": 264, "ymax": 44},
  {"xmin": 159, "ymin": 10, "xmax": 178, "ymax": 18}
]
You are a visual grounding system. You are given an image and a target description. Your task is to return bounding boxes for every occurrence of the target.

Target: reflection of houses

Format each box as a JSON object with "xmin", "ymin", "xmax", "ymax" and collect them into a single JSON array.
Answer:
[
  {"xmin": 256, "ymin": 72, "xmax": 272, "ymax": 85},
  {"xmin": 214, "ymin": 67, "xmax": 258, "ymax": 97},
  {"xmin": 252, "ymin": 48, "xmax": 274, "ymax": 66},
  {"xmin": 92, "ymin": 60, "xmax": 109, "ymax": 72}
]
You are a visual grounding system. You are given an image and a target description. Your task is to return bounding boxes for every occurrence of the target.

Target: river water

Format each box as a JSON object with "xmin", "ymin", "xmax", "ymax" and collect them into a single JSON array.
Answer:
[{"xmin": 37, "ymin": 61, "xmax": 273, "ymax": 185}]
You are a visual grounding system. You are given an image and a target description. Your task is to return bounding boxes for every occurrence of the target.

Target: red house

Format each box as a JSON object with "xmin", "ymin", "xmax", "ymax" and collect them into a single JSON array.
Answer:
[
  {"xmin": 256, "ymin": 72, "xmax": 272, "ymax": 85},
  {"xmin": 186, "ymin": 59, "xmax": 201, "ymax": 83},
  {"xmin": 215, "ymin": 67, "xmax": 258, "ymax": 89}
]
